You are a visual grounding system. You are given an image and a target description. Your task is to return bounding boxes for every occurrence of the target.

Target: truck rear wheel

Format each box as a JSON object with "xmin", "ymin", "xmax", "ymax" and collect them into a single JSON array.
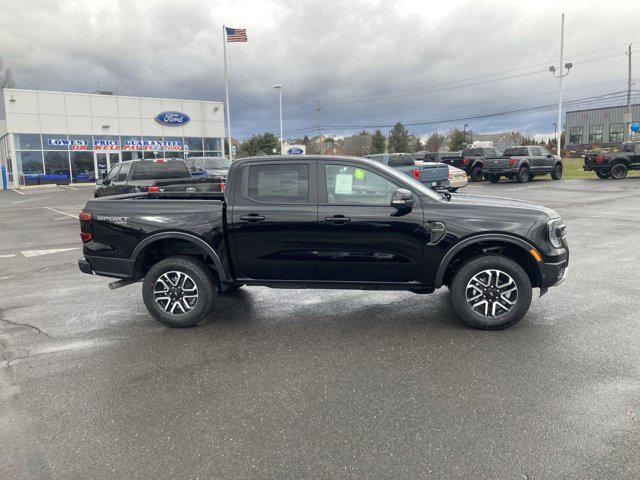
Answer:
[
  {"xmin": 516, "ymin": 166, "xmax": 530, "ymax": 183},
  {"xmin": 610, "ymin": 163, "xmax": 628, "ymax": 180},
  {"xmin": 142, "ymin": 255, "xmax": 216, "ymax": 328},
  {"xmin": 470, "ymin": 165, "xmax": 484, "ymax": 182},
  {"xmin": 449, "ymin": 255, "xmax": 532, "ymax": 330}
]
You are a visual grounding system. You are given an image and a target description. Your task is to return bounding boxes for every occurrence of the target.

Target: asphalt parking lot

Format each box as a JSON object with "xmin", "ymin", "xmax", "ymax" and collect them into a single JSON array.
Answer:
[{"xmin": 1, "ymin": 177, "xmax": 639, "ymax": 479}]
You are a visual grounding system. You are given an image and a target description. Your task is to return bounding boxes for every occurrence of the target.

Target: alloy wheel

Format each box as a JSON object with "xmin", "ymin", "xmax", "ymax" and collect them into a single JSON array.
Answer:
[
  {"xmin": 465, "ymin": 269, "xmax": 518, "ymax": 318},
  {"xmin": 153, "ymin": 271, "xmax": 199, "ymax": 315}
]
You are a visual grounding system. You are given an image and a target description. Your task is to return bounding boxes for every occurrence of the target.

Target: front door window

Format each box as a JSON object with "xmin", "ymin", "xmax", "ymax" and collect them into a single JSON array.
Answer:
[{"xmin": 94, "ymin": 152, "xmax": 121, "ymax": 181}]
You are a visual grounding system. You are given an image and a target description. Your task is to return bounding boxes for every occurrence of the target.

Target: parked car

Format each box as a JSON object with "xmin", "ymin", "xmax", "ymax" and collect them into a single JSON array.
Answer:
[
  {"xmin": 446, "ymin": 165, "xmax": 468, "ymax": 192},
  {"xmin": 94, "ymin": 159, "xmax": 224, "ymax": 198},
  {"xmin": 584, "ymin": 141, "xmax": 640, "ymax": 179},
  {"xmin": 185, "ymin": 156, "xmax": 231, "ymax": 182},
  {"xmin": 365, "ymin": 153, "xmax": 449, "ymax": 189},
  {"xmin": 441, "ymin": 147, "xmax": 504, "ymax": 182},
  {"xmin": 78, "ymin": 155, "xmax": 569, "ymax": 330},
  {"xmin": 483, "ymin": 146, "xmax": 563, "ymax": 183}
]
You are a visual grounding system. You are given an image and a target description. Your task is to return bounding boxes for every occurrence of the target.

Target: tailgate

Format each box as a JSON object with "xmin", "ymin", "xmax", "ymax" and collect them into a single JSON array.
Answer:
[
  {"xmin": 417, "ymin": 164, "xmax": 448, "ymax": 183},
  {"xmin": 484, "ymin": 157, "xmax": 511, "ymax": 171}
]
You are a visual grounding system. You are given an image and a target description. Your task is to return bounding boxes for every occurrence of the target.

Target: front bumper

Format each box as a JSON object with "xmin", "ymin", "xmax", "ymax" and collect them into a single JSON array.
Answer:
[{"xmin": 538, "ymin": 249, "xmax": 569, "ymax": 287}]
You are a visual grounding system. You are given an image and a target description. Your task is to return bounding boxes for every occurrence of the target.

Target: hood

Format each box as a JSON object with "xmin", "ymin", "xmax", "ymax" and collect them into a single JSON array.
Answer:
[{"xmin": 447, "ymin": 192, "xmax": 560, "ymax": 219}]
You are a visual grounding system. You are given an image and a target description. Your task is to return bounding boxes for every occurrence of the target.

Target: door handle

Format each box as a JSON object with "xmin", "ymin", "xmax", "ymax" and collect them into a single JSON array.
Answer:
[
  {"xmin": 325, "ymin": 215, "xmax": 351, "ymax": 224},
  {"xmin": 239, "ymin": 214, "xmax": 265, "ymax": 223}
]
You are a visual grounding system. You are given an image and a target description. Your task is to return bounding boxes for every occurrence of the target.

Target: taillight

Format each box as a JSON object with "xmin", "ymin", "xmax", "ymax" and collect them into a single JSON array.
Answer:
[
  {"xmin": 448, "ymin": 169, "xmax": 452, "ymax": 178},
  {"xmin": 148, "ymin": 186, "xmax": 159, "ymax": 193},
  {"xmin": 462, "ymin": 157, "xmax": 470, "ymax": 166},
  {"xmin": 79, "ymin": 211, "xmax": 92, "ymax": 243},
  {"xmin": 508, "ymin": 158, "xmax": 517, "ymax": 167},
  {"xmin": 220, "ymin": 182, "xmax": 225, "ymax": 191},
  {"xmin": 595, "ymin": 155, "xmax": 604, "ymax": 164},
  {"xmin": 411, "ymin": 169, "xmax": 421, "ymax": 180}
]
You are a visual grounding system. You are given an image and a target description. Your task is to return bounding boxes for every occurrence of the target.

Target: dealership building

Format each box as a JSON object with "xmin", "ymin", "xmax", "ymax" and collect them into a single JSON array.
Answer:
[
  {"xmin": 0, "ymin": 88, "xmax": 225, "ymax": 189},
  {"xmin": 565, "ymin": 103, "xmax": 640, "ymax": 149}
]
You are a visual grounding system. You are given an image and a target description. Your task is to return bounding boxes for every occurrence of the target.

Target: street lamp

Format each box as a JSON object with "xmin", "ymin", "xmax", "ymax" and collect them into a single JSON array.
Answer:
[
  {"xmin": 549, "ymin": 13, "xmax": 572, "ymax": 158},
  {"xmin": 273, "ymin": 84, "xmax": 284, "ymax": 154}
]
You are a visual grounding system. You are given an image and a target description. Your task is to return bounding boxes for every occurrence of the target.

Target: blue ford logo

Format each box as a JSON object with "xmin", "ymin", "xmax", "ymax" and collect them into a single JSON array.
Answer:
[
  {"xmin": 287, "ymin": 147, "xmax": 304, "ymax": 154},
  {"xmin": 155, "ymin": 111, "xmax": 190, "ymax": 126}
]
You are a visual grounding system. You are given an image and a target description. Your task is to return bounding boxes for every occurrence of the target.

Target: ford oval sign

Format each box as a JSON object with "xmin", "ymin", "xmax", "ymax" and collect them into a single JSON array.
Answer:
[
  {"xmin": 287, "ymin": 147, "xmax": 304, "ymax": 154},
  {"xmin": 155, "ymin": 111, "xmax": 190, "ymax": 126}
]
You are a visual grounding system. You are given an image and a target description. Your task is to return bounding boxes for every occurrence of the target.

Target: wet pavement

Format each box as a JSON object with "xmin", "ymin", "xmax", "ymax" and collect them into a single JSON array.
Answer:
[{"xmin": 1, "ymin": 178, "xmax": 639, "ymax": 479}]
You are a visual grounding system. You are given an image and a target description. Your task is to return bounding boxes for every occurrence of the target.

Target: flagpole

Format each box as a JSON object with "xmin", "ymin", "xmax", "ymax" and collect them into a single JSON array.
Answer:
[{"xmin": 222, "ymin": 25, "xmax": 233, "ymax": 160}]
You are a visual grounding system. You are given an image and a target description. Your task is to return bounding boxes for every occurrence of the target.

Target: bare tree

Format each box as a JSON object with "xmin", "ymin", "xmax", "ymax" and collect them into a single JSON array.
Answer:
[
  {"xmin": 0, "ymin": 58, "xmax": 15, "ymax": 89},
  {"xmin": 425, "ymin": 132, "xmax": 447, "ymax": 152}
]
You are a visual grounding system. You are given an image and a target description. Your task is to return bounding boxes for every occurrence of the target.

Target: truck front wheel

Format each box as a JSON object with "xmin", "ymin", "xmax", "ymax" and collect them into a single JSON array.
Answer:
[
  {"xmin": 449, "ymin": 255, "xmax": 532, "ymax": 330},
  {"xmin": 142, "ymin": 255, "xmax": 216, "ymax": 327},
  {"xmin": 551, "ymin": 163, "xmax": 563, "ymax": 180}
]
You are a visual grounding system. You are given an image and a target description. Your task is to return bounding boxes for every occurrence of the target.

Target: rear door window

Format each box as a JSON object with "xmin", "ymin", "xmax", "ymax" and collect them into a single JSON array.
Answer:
[
  {"xmin": 388, "ymin": 155, "xmax": 414, "ymax": 167},
  {"xmin": 116, "ymin": 163, "xmax": 130, "ymax": 182},
  {"xmin": 245, "ymin": 164, "xmax": 309, "ymax": 203}
]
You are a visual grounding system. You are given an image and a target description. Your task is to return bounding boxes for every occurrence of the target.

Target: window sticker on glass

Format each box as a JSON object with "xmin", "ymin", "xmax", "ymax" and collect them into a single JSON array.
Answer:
[{"xmin": 335, "ymin": 173, "xmax": 353, "ymax": 194}]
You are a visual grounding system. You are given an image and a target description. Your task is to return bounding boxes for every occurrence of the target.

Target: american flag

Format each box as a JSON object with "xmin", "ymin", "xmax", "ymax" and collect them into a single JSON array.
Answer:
[{"xmin": 225, "ymin": 27, "xmax": 247, "ymax": 42}]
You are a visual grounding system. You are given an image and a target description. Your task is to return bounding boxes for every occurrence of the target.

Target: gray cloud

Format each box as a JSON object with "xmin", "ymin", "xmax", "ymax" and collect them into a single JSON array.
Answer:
[{"xmin": 1, "ymin": 0, "xmax": 638, "ymax": 140}]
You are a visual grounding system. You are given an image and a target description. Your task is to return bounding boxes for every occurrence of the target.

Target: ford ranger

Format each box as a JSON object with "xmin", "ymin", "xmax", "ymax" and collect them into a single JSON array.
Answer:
[{"xmin": 78, "ymin": 155, "xmax": 569, "ymax": 330}]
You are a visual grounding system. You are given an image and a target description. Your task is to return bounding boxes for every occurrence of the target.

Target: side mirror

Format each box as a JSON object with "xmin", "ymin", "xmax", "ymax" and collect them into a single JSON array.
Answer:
[{"xmin": 391, "ymin": 188, "xmax": 414, "ymax": 210}]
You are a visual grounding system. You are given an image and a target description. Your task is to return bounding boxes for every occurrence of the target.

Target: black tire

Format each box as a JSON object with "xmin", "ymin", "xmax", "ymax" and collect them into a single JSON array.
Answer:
[
  {"xmin": 483, "ymin": 174, "xmax": 490, "ymax": 181},
  {"xmin": 516, "ymin": 166, "xmax": 530, "ymax": 183},
  {"xmin": 449, "ymin": 255, "xmax": 532, "ymax": 330},
  {"xmin": 488, "ymin": 174, "xmax": 500, "ymax": 183},
  {"xmin": 528, "ymin": 174, "xmax": 536, "ymax": 181},
  {"xmin": 448, "ymin": 187, "xmax": 459, "ymax": 193},
  {"xmin": 469, "ymin": 165, "xmax": 484, "ymax": 182},
  {"xmin": 142, "ymin": 255, "xmax": 216, "ymax": 328},
  {"xmin": 610, "ymin": 163, "xmax": 628, "ymax": 180},
  {"xmin": 595, "ymin": 170, "xmax": 610, "ymax": 179},
  {"xmin": 551, "ymin": 163, "xmax": 563, "ymax": 180}
]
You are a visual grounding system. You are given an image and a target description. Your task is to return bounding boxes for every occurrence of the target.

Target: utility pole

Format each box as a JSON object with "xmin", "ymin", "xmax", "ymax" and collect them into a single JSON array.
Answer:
[
  {"xmin": 315, "ymin": 100, "xmax": 322, "ymax": 154},
  {"xmin": 549, "ymin": 13, "xmax": 572, "ymax": 158},
  {"xmin": 626, "ymin": 44, "xmax": 632, "ymax": 141}
]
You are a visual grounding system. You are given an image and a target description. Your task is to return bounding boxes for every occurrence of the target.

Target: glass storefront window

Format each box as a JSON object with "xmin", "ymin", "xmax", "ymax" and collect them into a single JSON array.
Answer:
[
  {"xmin": 70, "ymin": 151, "xmax": 95, "ymax": 183},
  {"xmin": 93, "ymin": 135, "xmax": 121, "ymax": 151},
  {"xmin": 42, "ymin": 134, "xmax": 69, "ymax": 150},
  {"xmin": 203, "ymin": 151, "xmax": 222, "ymax": 157},
  {"xmin": 68, "ymin": 135, "xmax": 92, "ymax": 152},
  {"xmin": 122, "ymin": 151, "xmax": 144, "ymax": 161},
  {"xmin": 608, "ymin": 124, "xmax": 625, "ymax": 143},
  {"xmin": 43, "ymin": 151, "xmax": 71, "ymax": 184},
  {"xmin": 163, "ymin": 136, "xmax": 183, "ymax": 154},
  {"xmin": 162, "ymin": 151, "xmax": 183, "ymax": 159},
  {"xmin": 203, "ymin": 138, "xmax": 221, "ymax": 151},
  {"xmin": 184, "ymin": 137, "xmax": 203, "ymax": 151},
  {"xmin": 122, "ymin": 135, "xmax": 143, "ymax": 151},
  {"xmin": 15, "ymin": 134, "xmax": 42, "ymax": 150},
  {"xmin": 16, "ymin": 151, "xmax": 43, "ymax": 185},
  {"xmin": 185, "ymin": 152, "xmax": 204, "ymax": 158}
]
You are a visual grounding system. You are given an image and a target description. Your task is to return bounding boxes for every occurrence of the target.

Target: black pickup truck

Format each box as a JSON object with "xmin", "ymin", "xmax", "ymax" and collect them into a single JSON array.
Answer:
[
  {"xmin": 78, "ymin": 155, "xmax": 569, "ymax": 330},
  {"xmin": 441, "ymin": 147, "xmax": 503, "ymax": 182},
  {"xmin": 584, "ymin": 142, "xmax": 640, "ymax": 179},
  {"xmin": 94, "ymin": 159, "xmax": 223, "ymax": 197}
]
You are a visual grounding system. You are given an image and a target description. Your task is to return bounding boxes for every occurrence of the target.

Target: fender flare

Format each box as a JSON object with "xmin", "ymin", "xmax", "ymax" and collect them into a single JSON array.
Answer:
[
  {"xmin": 130, "ymin": 232, "xmax": 229, "ymax": 282},
  {"xmin": 433, "ymin": 233, "xmax": 539, "ymax": 288}
]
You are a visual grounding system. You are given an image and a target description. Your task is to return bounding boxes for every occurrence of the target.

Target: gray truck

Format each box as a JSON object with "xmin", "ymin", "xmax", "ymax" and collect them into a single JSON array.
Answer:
[
  {"xmin": 364, "ymin": 153, "xmax": 449, "ymax": 189},
  {"xmin": 441, "ymin": 147, "xmax": 503, "ymax": 182},
  {"xmin": 483, "ymin": 146, "xmax": 563, "ymax": 183}
]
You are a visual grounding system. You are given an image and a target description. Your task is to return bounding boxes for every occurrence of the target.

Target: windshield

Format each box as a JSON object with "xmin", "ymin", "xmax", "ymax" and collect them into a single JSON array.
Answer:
[
  {"xmin": 202, "ymin": 158, "xmax": 232, "ymax": 170},
  {"xmin": 365, "ymin": 159, "xmax": 443, "ymax": 201}
]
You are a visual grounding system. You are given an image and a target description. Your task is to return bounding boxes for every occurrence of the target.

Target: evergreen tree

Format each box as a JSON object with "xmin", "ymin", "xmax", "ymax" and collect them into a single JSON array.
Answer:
[
  {"xmin": 370, "ymin": 129, "xmax": 386, "ymax": 154},
  {"xmin": 389, "ymin": 122, "xmax": 410, "ymax": 153}
]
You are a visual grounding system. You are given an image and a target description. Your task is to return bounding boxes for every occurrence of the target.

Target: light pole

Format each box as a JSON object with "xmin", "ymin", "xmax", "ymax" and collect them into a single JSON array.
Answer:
[
  {"xmin": 273, "ymin": 84, "xmax": 284, "ymax": 154},
  {"xmin": 549, "ymin": 13, "xmax": 572, "ymax": 158},
  {"xmin": 463, "ymin": 123, "xmax": 469, "ymax": 147}
]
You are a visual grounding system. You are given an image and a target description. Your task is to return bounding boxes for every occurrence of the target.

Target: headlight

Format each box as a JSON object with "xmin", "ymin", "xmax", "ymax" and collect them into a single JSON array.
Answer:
[{"xmin": 547, "ymin": 218, "xmax": 566, "ymax": 249}]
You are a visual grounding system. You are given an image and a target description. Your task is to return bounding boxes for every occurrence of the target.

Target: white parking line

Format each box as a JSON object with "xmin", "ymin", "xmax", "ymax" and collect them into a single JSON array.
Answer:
[
  {"xmin": 10, "ymin": 188, "xmax": 25, "ymax": 195},
  {"xmin": 21, "ymin": 247, "xmax": 79, "ymax": 258},
  {"xmin": 45, "ymin": 206, "xmax": 77, "ymax": 219},
  {"xmin": 0, "ymin": 254, "xmax": 16, "ymax": 258}
]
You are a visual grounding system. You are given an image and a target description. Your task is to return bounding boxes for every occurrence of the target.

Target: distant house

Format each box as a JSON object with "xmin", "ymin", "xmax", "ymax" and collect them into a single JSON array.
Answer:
[
  {"xmin": 322, "ymin": 144, "xmax": 348, "ymax": 155},
  {"xmin": 338, "ymin": 133, "xmax": 373, "ymax": 156},
  {"xmin": 470, "ymin": 132, "xmax": 524, "ymax": 150}
]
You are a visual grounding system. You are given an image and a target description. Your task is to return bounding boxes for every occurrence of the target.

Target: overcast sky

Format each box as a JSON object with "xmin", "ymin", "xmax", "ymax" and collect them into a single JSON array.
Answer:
[{"xmin": 1, "ymin": 0, "xmax": 638, "ymax": 141}]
